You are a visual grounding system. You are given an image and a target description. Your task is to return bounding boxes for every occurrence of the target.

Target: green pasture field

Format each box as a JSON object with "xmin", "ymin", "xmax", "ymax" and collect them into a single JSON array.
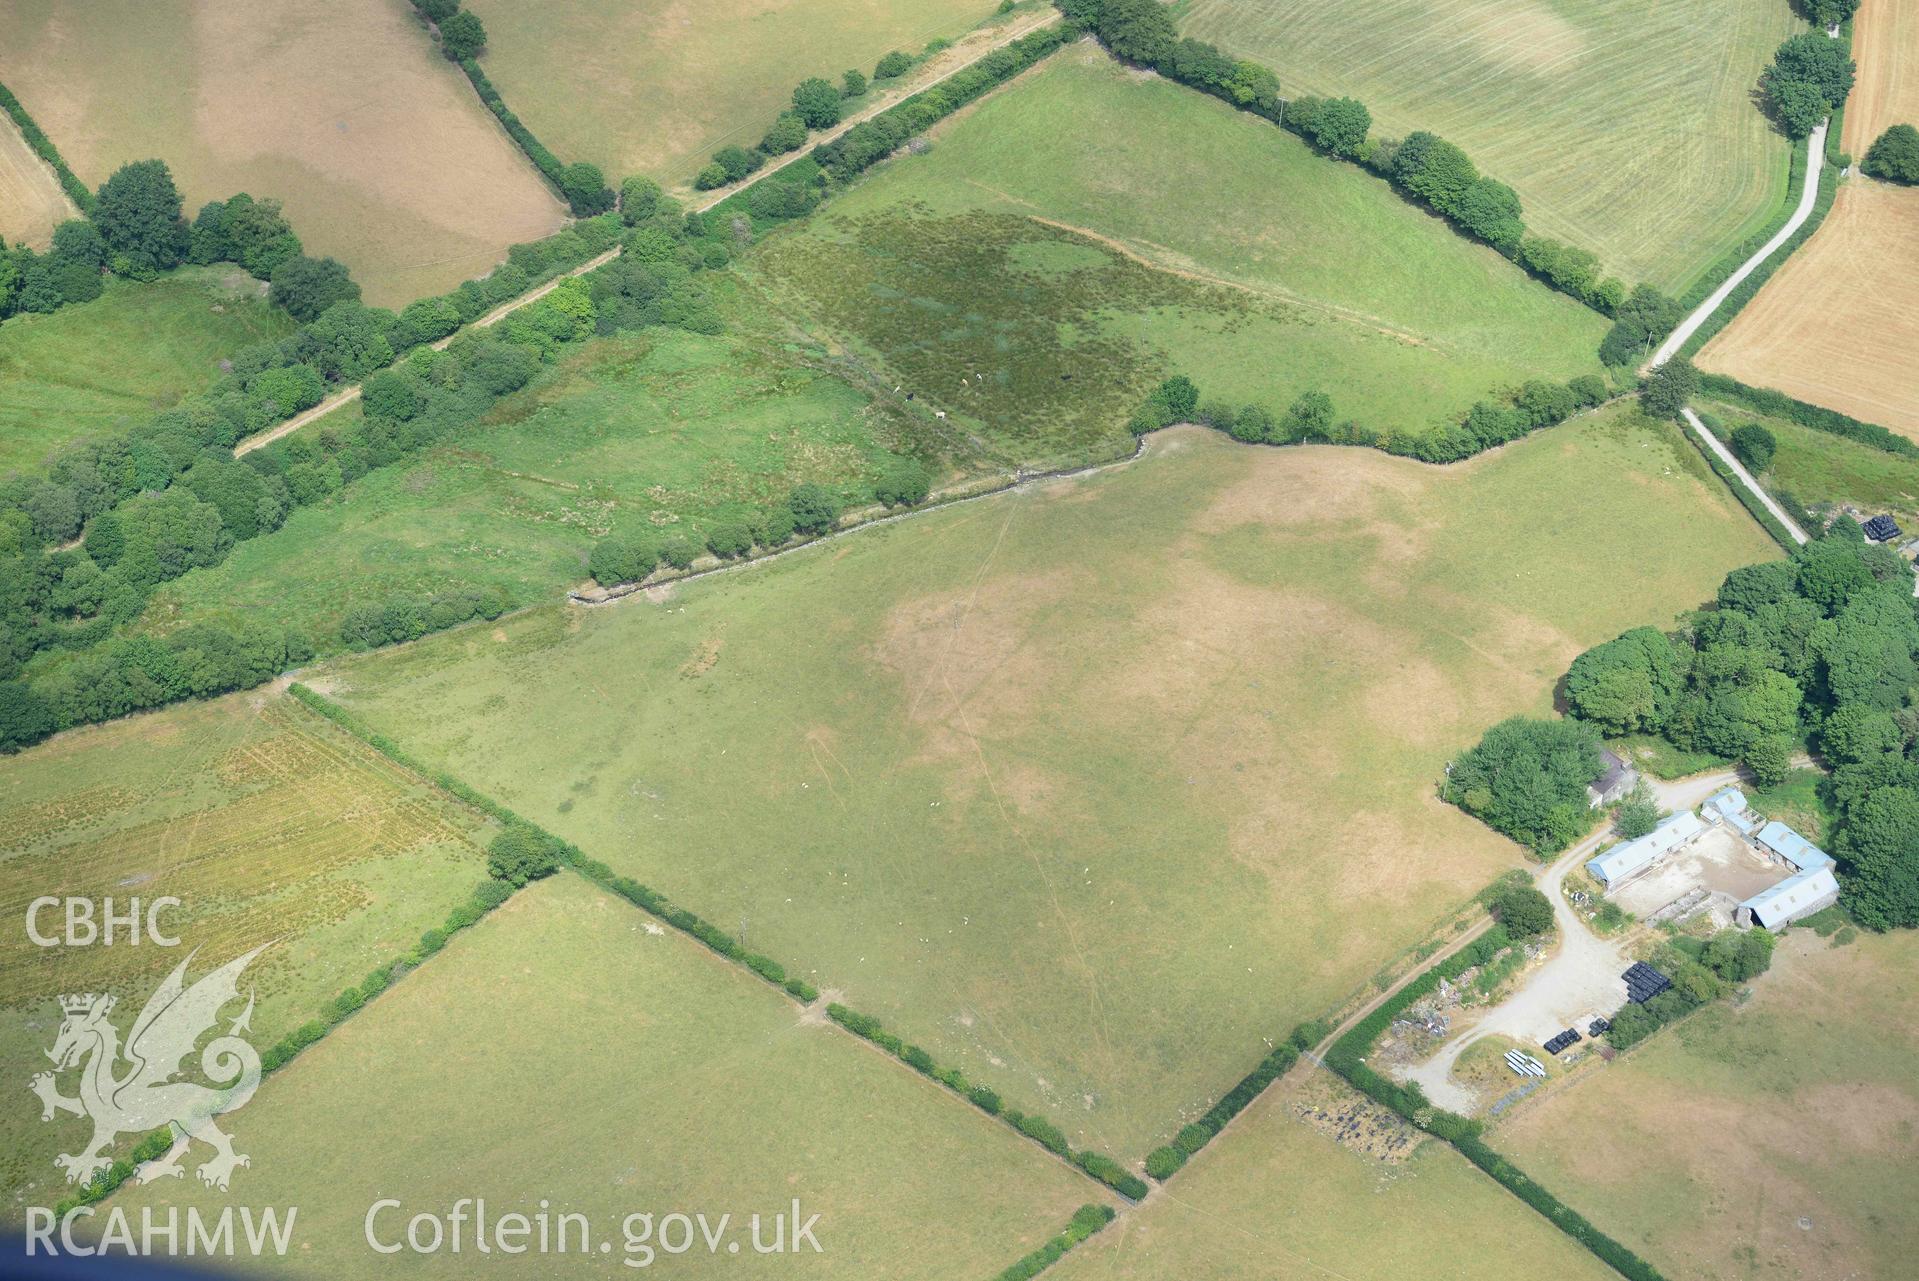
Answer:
[
  {"xmin": 460, "ymin": 0, "xmax": 1025, "ymax": 188},
  {"xmin": 0, "ymin": 267, "xmax": 293, "ymax": 474},
  {"xmin": 1498, "ymin": 930, "xmax": 1919, "ymax": 1281},
  {"xmin": 317, "ymin": 409, "xmax": 1773, "ymax": 1158},
  {"xmin": 0, "ymin": 0, "xmax": 567, "ymax": 305},
  {"xmin": 1179, "ymin": 0, "xmax": 1804, "ymax": 294},
  {"xmin": 1049, "ymin": 1074, "xmax": 1616, "ymax": 1281},
  {"xmin": 0, "ymin": 690, "xmax": 492, "ymax": 1211},
  {"xmin": 138, "ymin": 327, "xmax": 942, "ymax": 651},
  {"xmin": 1699, "ymin": 399, "xmax": 1919, "ymax": 534},
  {"xmin": 740, "ymin": 45, "xmax": 1609, "ymax": 467},
  {"xmin": 109, "ymin": 873, "xmax": 1103, "ymax": 1278}
]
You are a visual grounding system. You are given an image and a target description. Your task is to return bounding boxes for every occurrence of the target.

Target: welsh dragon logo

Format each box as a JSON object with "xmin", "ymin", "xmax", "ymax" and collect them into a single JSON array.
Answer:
[{"xmin": 30, "ymin": 947, "xmax": 266, "ymax": 1192}]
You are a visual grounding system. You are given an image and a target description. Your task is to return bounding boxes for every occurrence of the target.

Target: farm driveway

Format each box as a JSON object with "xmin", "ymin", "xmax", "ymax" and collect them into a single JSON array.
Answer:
[{"xmin": 1397, "ymin": 826, "xmax": 1631, "ymax": 1112}]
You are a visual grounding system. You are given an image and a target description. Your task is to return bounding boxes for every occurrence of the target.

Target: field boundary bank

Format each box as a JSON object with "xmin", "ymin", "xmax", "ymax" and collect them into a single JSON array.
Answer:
[
  {"xmin": 283, "ymin": 683, "xmax": 1144, "ymax": 1202},
  {"xmin": 575, "ymin": 388, "xmax": 1643, "ymax": 607},
  {"xmin": 0, "ymin": 78, "xmax": 92, "ymax": 213},
  {"xmin": 228, "ymin": 12, "xmax": 1068, "ymax": 466}
]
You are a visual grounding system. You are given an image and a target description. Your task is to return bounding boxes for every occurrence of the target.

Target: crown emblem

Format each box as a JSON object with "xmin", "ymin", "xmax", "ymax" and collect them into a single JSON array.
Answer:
[{"xmin": 58, "ymin": 993, "xmax": 111, "ymax": 1016}]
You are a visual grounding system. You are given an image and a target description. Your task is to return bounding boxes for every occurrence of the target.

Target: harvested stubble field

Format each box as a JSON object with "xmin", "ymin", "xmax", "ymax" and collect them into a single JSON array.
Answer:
[
  {"xmin": 0, "ymin": 110, "xmax": 74, "ymax": 249},
  {"xmin": 138, "ymin": 326, "xmax": 942, "ymax": 650},
  {"xmin": 461, "ymin": 0, "xmax": 1023, "ymax": 188},
  {"xmin": 742, "ymin": 46, "xmax": 1608, "ymax": 466},
  {"xmin": 1179, "ymin": 0, "xmax": 1803, "ymax": 293},
  {"xmin": 1696, "ymin": 181, "xmax": 1919, "ymax": 440},
  {"xmin": 1047, "ymin": 1073, "xmax": 1616, "ymax": 1281},
  {"xmin": 109, "ymin": 873, "xmax": 1105, "ymax": 1278},
  {"xmin": 318, "ymin": 411, "xmax": 1773, "ymax": 1159},
  {"xmin": 1842, "ymin": 0, "xmax": 1919, "ymax": 153},
  {"xmin": 1498, "ymin": 930, "xmax": 1919, "ymax": 1281},
  {"xmin": 0, "ymin": 689, "xmax": 492, "ymax": 1207},
  {"xmin": 0, "ymin": 0, "xmax": 566, "ymax": 305},
  {"xmin": 0, "ymin": 267, "xmax": 293, "ymax": 474}
]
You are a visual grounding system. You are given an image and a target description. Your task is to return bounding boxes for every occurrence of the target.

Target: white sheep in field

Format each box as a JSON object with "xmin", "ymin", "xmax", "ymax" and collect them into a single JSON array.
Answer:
[{"xmin": 935, "ymin": 410, "xmax": 947, "ymax": 419}]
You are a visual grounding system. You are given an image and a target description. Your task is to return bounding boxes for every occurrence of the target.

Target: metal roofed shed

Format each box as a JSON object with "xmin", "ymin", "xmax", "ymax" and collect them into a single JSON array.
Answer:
[
  {"xmin": 1755, "ymin": 821, "xmax": 1833, "ymax": 872},
  {"xmin": 1623, "ymin": 962, "xmax": 1672, "ymax": 1004},
  {"xmin": 1739, "ymin": 865, "xmax": 1841, "ymax": 930},
  {"xmin": 1705, "ymin": 785, "xmax": 1760, "ymax": 836},
  {"xmin": 1863, "ymin": 514, "xmax": 1901, "ymax": 542},
  {"xmin": 1586, "ymin": 810, "xmax": 1704, "ymax": 886}
]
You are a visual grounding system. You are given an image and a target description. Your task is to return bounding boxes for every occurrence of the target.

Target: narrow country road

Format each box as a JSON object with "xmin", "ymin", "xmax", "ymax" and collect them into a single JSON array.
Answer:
[
  {"xmin": 1681, "ymin": 407, "xmax": 1811, "ymax": 544},
  {"xmin": 1650, "ymin": 115, "xmax": 1829, "ymax": 368},
  {"xmin": 229, "ymin": 10, "xmax": 1063, "ymax": 461}
]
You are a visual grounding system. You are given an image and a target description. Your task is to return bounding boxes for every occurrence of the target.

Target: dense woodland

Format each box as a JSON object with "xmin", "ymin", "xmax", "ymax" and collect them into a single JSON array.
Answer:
[{"xmin": 1447, "ymin": 523, "xmax": 1919, "ymax": 931}]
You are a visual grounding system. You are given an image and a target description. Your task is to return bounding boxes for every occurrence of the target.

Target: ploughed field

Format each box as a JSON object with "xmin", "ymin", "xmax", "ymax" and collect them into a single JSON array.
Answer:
[
  {"xmin": 0, "ymin": 690, "xmax": 493, "ymax": 1208},
  {"xmin": 1697, "ymin": 182, "xmax": 1919, "ymax": 441},
  {"xmin": 316, "ymin": 410, "xmax": 1774, "ymax": 1159}
]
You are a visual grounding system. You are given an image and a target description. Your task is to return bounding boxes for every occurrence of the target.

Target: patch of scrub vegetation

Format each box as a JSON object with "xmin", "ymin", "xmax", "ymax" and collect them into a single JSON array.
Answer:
[
  {"xmin": 1499, "ymin": 930, "xmax": 1919, "ymax": 1281},
  {"xmin": 0, "ymin": 689, "xmax": 492, "ymax": 1208},
  {"xmin": 108, "ymin": 873, "xmax": 1102, "ymax": 1279},
  {"xmin": 0, "ymin": 268, "xmax": 293, "ymax": 473},
  {"xmin": 138, "ymin": 326, "xmax": 941, "ymax": 653},
  {"xmin": 320, "ymin": 410, "xmax": 1770, "ymax": 1157},
  {"xmin": 1178, "ymin": 0, "xmax": 1802, "ymax": 293},
  {"xmin": 740, "ymin": 45, "xmax": 1607, "ymax": 467},
  {"xmin": 1700, "ymin": 399, "xmax": 1919, "ymax": 535}
]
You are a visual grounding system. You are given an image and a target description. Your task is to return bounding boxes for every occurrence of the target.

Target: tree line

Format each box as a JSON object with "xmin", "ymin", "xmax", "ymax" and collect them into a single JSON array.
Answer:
[
  {"xmin": 1450, "ymin": 522, "xmax": 1919, "ymax": 931},
  {"xmin": 0, "ymin": 206, "xmax": 733, "ymax": 752},
  {"xmin": 406, "ymin": 0, "xmax": 616, "ymax": 216},
  {"xmin": 1128, "ymin": 365, "xmax": 1616, "ymax": 466}
]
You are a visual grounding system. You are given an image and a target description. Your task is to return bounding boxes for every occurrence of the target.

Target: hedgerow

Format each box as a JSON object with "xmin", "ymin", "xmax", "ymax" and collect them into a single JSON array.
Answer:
[
  {"xmin": 1321, "ymin": 917, "xmax": 1670, "ymax": 1281},
  {"xmin": 993, "ymin": 1204, "xmax": 1115, "ymax": 1281},
  {"xmin": 0, "ymin": 79, "xmax": 94, "ymax": 212},
  {"xmin": 826, "ymin": 1002, "xmax": 1146, "ymax": 1199}
]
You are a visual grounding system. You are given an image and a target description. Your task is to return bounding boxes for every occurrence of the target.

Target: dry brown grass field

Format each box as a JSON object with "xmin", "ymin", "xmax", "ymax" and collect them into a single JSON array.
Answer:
[
  {"xmin": 1498, "ymin": 931, "xmax": 1919, "ymax": 1281},
  {"xmin": 0, "ymin": 0, "xmax": 566, "ymax": 305},
  {"xmin": 0, "ymin": 111, "xmax": 75, "ymax": 248},
  {"xmin": 1844, "ymin": 0, "xmax": 1919, "ymax": 152},
  {"xmin": 1697, "ymin": 181, "xmax": 1919, "ymax": 440},
  {"xmin": 320, "ymin": 413, "xmax": 1775, "ymax": 1158}
]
